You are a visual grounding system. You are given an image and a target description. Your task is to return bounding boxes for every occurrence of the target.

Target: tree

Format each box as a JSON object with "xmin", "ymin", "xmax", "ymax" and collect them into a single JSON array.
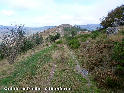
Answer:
[
  {"xmin": 48, "ymin": 33, "xmax": 60, "ymax": 43},
  {"xmin": 54, "ymin": 33, "xmax": 60, "ymax": 40},
  {"xmin": 35, "ymin": 33, "xmax": 43, "ymax": 45},
  {"xmin": 1, "ymin": 25, "xmax": 25, "ymax": 64},
  {"xmin": 20, "ymin": 37, "xmax": 34, "ymax": 53},
  {"xmin": 64, "ymin": 27, "xmax": 78, "ymax": 37},
  {"xmin": 100, "ymin": 5, "xmax": 124, "ymax": 28},
  {"xmin": 71, "ymin": 27, "xmax": 77, "ymax": 37}
]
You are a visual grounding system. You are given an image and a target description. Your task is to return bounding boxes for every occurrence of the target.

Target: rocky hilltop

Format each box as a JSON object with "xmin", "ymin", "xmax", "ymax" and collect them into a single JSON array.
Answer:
[{"xmin": 40, "ymin": 24, "xmax": 72, "ymax": 39}]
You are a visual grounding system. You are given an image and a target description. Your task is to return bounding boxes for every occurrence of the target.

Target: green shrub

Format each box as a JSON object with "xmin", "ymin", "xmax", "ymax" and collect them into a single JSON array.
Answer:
[
  {"xmin": 91, "ymin": 31, "xmax": 100, "ymax": 39},
  {"xmin": 68, "ymin": 38, "xmax": 80, "ymax": 49},
  {"xmin": 32, "ymin": 33, "xmax": 43, "ymax": 45},
  {"xmin": 105, "ymin": 77, "xmax": 120, "ymax": 88},
  {"xmin": 20, "ymin": 39, "xmax": 34, "ymax": 53},
  {"xmin": 80, "ymin": 34, "xmax": 91, "ymax": 42},
  {"xmin": 120, "ymin": 30, "xmax": 124, "ymax": 35},
  {"xmin": 115, "ymin": 65, "xmax": 124, "ymax": 76},
  {"xmin": 49, "ymin": 33, "xmax": 60, "ymax": 43},
  {"xmin": 112, "ymin": 40, "xmax": 124, "ymax": 64},
  {"xmin": 0, "ymin": 49, "xmax": 4, "ymax": 60},
  {"xmin": 81, "ymin": 37, "xmax": 87, "ymax": 42},
  {"xmin": 55, "ymin": 33, "xmax": 60, "ymax": 40},
  {"xmin": 64, "ymin": 27, "xmax": 78, "ymax": 37},
  {"xmin": 112, "ymin": 39, "xmax": 124, "ymax": 77},
  {"xmin": 56, "ymin": 40, "xmax": 62, "ymax": 44}
]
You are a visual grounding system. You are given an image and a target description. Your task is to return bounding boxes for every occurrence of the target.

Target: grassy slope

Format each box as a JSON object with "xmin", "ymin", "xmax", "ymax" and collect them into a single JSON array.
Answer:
[{"xmin": 0, "ymin": 42, "xmax": 102, "ymax": 93}]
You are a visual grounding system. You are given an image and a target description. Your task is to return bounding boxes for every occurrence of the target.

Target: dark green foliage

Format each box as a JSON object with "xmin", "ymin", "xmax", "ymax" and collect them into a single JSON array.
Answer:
[
  {"xmin": 20, "ymin": 38, "xmax": 34, "ymax": 53},
  {"xmin": 67, "ymin": 38, "xmax": 80, "ymax": 49},
  {"xmin": 112, "ymin": 39, "xmax": 124, "ymax": 76},
  {"xmin": 76, "ymin": 31, "xmax": 101, "ymax": 41},
  {"xmin": 80, "ymin": 34, "xmax": 91, "ymax": 42},
  {"xmin": 35, "ymin": 33, "xmax": 43, "ymax": 45},
  {"xmin": 81, "ymin": 37, "xmax": 87, "ymax": 42},
  {"xmin": 64, "ymin": 27, "xmax": 78, "ymax": 37},
  {"xmin": 55, "ymin": 33, "xmax": 60, "ymax": 40},
  {"xmin": 49, "ymin": 35, "xmax": 56, "ymax": 42},
  {"xmin": 115, "ymin": 65, "xmax": 124, "ymax": 76},
  {"xmin": 0, "ymin": 49, "xmax": 4, "ymax": 60},
  {"xmin": 101, "ymin": 5, "xmax": 124, "ymax": 28},
  {"xmin": 56, "ymin": 40, "xmax": 62, "ymax": 44},
  {"xmin": 20, "ymin": 33, "xmax": 43, "ymax": 53},
  {"xmin": 71, "ymin": 29, "xmax": 77, "ymax": 37},
  {"xmin": 120, "ymin": 30, "xmax": 124, "ymax": 35},
  {"xmin": 49, "ymin": 33, "xmax": 60, "ymax": 43},
  {"xmin": 112, "ymin": 40, "xmax": 124, "ymax": 64},
  {"xmin": 105, "ymin": 77, "xmax": 120, "ymax": 88},
  {"xmin": 91, "ymin": 31, "xmax": 100, "ymax": 39}
]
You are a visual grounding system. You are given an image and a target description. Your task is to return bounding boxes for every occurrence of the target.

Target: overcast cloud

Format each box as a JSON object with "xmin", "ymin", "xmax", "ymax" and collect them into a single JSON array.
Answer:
[{"xmin": 0, "ymin": 0, "xmax": 123, "ymax": 27}]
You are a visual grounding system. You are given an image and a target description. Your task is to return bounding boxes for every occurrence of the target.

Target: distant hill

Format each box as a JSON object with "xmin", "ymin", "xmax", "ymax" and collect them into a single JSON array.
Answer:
[
  {"xmin": 0, "ymin": 25, "xmax": 56, "ymax": 43},
  {"xmin": 0, "ymin": 25, "xmax": 56, "ymax": 36},
  {"xmin": 76, "ymin": 24, "xmax": 102, "ymax": 31},
  {"xmin": 0, "ymin": 24, "xmax": 101, "ymax": 37},
  {"xmin": 24, "ymin": 26, "xmax": 56, "ymax": 35},
  {"xmin": 0, "ymin": 24, "xmax": 101, "ymax": 41}
]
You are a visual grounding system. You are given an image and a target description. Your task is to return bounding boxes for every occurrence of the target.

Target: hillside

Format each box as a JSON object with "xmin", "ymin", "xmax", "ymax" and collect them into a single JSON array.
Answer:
[
  {"xmin": 0, "ymin": 39, "xmax": 101, "ymax": 93},
  {"xmin": 0, "ymin": 24, "xmax": 123, "ymax": 93}
]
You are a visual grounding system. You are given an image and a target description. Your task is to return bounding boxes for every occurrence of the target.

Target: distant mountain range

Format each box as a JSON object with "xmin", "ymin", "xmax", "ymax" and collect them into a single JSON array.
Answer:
[
  {"xmin": 24, "ymin": 26, "xmax": 56, "ymax": 35},
  {"xmin": 0, "ymin": 24, "xmax": 101, "ymax": 38},
  {"xmin": 0, "ymin": 24, "xmax": 101, "ymax": 44},
  {"xmin": 0, "ymin": 25, "xmax": 56, "ymax": 36},
  {"xmin": 76, "ymin": 24, "xmax": 102, "ymax": 31}
]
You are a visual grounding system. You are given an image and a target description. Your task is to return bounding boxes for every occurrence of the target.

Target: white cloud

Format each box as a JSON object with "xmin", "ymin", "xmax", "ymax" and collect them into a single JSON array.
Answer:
[
  {"xmin": 1, "ymin": 0, "xmax": 55, "ymax": 11},
  {"xmin": 0, "ymin": 0, "xmax": 123, "ymax": 26},
  {"xmin": 1, "ymin": 10, "xmax": 14, "ymax": 16}
]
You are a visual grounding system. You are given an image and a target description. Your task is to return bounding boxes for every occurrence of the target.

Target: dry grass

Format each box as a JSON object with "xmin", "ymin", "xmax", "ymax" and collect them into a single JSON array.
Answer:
[
  {"xmin": 108, "ymin": 34, "xmax": 123, "ymax": 42},
  {"xmin": 75, "ymin": 30, "xmax": 124, "ymax": 91},
  {"xmin": 0, "ymin": 44, "xmax": 48, "ymax": 80},
  {"xmin": 52, "ymin": 44, "xmax": 69, "ymax": 63}
]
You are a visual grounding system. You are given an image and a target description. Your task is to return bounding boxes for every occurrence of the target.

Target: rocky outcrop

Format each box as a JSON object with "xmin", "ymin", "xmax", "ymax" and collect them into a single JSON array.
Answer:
[{"xmin": 40, "ymin": 24, "xmax": 72, "ymax": 39}]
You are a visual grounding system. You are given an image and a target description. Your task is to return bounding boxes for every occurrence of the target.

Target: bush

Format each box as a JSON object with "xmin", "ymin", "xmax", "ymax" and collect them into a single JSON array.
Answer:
[
  {"xmin": 112, "ymin": 40, "xmax": 124, "ymax": 64},
  {"xmin": 81, "ymin": 37, "xmax": 87, "ymax": 42},
  {"xmin": 55, "ymin": 33, "xmax": 60, "ymax": 40},
  {"xmin": 100, "ymin": 5, "xmax": 124, "ymax": 28},
  {"xmin": 49, "ymin": 33, "xmax": 60, "ymax": 43},
  {"xmin": 115, "ymin": 65, "xmax": 124, "ymax": 76},
  {"xmin": 1, "ymin": 25, "xmax": 25, "ymax": 64},
  {"xmin": 91, "ymin": 31, "xmax": 100, "ymax": 39},
  {"xmin": 105, "ymin": 77, "xmax": 120, "ymax": 88},
  {"xmin": 112, "ymin": 39, "xmax": 124, "ymax": 77},
  {"xmin": 0, "ymin": 49, "xmax": 4, "ymax": 60},
  {"xmin": 80, "ymin": 34, "xmax": 91, "ymax": 42},
  {"xmin": 120, "ymin": 30, "xmax": 124, "ymax": 35},
  {"xmin": 68, "ymin": 38, "xmax": 80, "ymax": 49},
  {"xmin": 32, "ymin": 33, "xmax": 43, "ymax": 45},
  {"xmin": 20, "ymin": 39, "xmax": 34, "ymax": 53},
  {"xmin": 64, "ymin": 27, "xmax": 78, "ymax": 37},
  {"xmin": 56, "ymin": 40, "xmax": 62, "ymax": 44}
]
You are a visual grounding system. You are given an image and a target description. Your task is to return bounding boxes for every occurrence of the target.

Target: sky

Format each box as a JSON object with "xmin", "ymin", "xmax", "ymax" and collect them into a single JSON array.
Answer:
[{"xmin": 0, "ymin": 0, "xmax": 123, "ymax": 27}]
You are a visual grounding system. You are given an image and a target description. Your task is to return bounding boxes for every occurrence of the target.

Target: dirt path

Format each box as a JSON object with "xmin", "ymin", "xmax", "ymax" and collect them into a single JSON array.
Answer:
[
  {"xmin": 43, "ymin": 63, "xmax": 56, "ymax": 93},
  {"xmin": 64, "ymin": 45, "xmax": 91, "ymax": 87},
  {"xmin": 48, "ymin": 63, "xmax": 56, "ymax": 86}
]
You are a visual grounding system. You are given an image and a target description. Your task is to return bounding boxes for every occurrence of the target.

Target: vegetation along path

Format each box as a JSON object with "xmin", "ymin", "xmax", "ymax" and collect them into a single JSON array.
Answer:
[{"xmin": 0, "ymin": 44, "xmax": 101, "ymax": 93}]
